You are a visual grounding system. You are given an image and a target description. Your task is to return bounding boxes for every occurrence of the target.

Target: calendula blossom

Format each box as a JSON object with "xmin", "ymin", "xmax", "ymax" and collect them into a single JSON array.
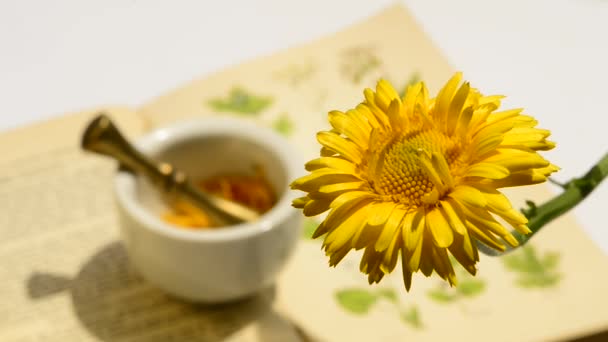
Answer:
[{"xmin": 291, "ymin": 72, "xmax": 558, "ymax": 290}]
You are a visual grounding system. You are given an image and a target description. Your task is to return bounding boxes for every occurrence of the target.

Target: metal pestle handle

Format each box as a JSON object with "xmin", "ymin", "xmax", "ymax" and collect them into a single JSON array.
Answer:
[{"xmin": 81, "ymin": 113, "xmax": 260, "ymax": 226}]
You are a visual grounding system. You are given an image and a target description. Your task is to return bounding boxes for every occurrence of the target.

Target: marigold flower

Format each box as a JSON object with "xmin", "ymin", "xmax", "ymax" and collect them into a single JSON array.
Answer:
[{"xmin": 291, "ymin": 72, "xmax": 558, "ymax": 290}]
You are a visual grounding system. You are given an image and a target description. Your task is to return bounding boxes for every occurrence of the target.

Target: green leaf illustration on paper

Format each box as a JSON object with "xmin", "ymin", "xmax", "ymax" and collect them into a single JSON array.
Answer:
[
  {"xmin": 335, "ymin": 288, "xmax": 378, "ymax": 314},
  {"xmin": 457, "ymin": 278, "xmax": 486, "ymax": 297},
  {"xmin": 272, "ymin": 114, "xmax": 294, "ymax": 136},
  {"xmin": 400, "ymin": 72, "xmax": 421, "ymax": 97},
  {"xmin": 274, "ymin": 61, "xmax": 317, "ymax": 87},
  {"xmin": 401, "ymin": 306, "xmax": 423, "ymax": 329},
  {"xmin": 335, "ymin": 287, "xmax": 424, "ymax": 328},
  {"xmin": 301, "ymin": 219, "xmax": 319, "ymax": 240},
  {"xmin": 427, "ymin": 288, "xmax": 458, "ymax": 303},
  {"xmin": 377, "ymin": 288, "xmax": 398, "ymax": 304},
  {"xmin": 502, "ymin": 245, "xmax": 562, "ymax": 288},
  {"xmin": 207, "ymin": 87, "xmax": 273, "ymax": 115},
  {"xmin": 427, "ymin": 260, "xmax": 486, "ymax": 304},
  {"xmin": 340, "ymin": 46, "xmax": 381, "ymax": 84}
]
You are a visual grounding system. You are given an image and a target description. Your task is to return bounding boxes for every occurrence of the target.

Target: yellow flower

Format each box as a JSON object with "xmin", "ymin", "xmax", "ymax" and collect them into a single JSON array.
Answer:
[{"xmin": 291, "ymin": 72, "xmax": 558, "ymax": 290}]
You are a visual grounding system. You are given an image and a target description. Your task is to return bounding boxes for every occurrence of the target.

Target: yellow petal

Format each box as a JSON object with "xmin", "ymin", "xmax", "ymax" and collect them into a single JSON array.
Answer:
[
  {"xmin": 401, "ymin": 209, "xmax": 421, "ymax": 250},
  {"xmin": 328, "ymin": 111, "xmax": 369, "ymax": 150},
  {"xmin": 375, "ymin": 79, "xmax": 400, "ymax": 112},
  {"xmin": 403, "ymin": 82, "xmax": 423, "ymax": 109},
  {"xmin": 305, "ymin": 157, "xmax": 357, "ymax": 173},
  {"xmin": 419, "ymin": 233, "xmax": 435, "ymax": 276},
  {"xmin": 345, "ymin": 108, "xmax": 374, "ymax": 134},
  {"xmin": 455, "ymin": 106, "xmax": 474, "ymax": 139},
  {"xmin": 431, "ymin": 152, "xmax": 454, "ymax": 188},
  {"xmin": 324, "ymin": 204, "xmax": 371, "ymax": 253},
  {"xmin": 441, "ymin": 199, "xmax": 466, "ymax": 235},
  {"xmin": 360, "ymin": 247, "xmax": 382, "ymax": 274},
  {"xmin": 449, "ymin": 228, "xmax": 478, "ymax": 268},
  {"xmin": 514, "ymin": 224, "xmax": 532, "ymax": 235},
  {"xmin": 431, "ymin": 246, "xmax": 456, "ymax": 286},
  {"xmin": 312, "ymin": 221, "xmax": 329, "ymax": 238},
  {"xmin": 418, "ymin": 151, "xmax": 445, "ymax": 193},
  {"xmin": 324, "ymin": 193, "xmax": 374, "ymax": 232},
  {"xmin": 375, "ymin": 207, "xmax": 406, "ymax": 252},
  {"xmin": 292, "ymin": 195, "xmax": 310, "ymax": 209},
  {"xmin": 318, "ymin": 181, "xmax": 367, "ymax": 195},
  {"xmin": 473, "ymin": 114, "xmax": 515, "ymax": 139},
  {"xmin": 433, "ymin": 72, "xmax": 462, "ymax": 126},
  {"xmin": 316, "ymin": 131, "xmax": 362, "ymax": 163},
  {"xmin": 303, "ymin": 198, "xmax": 331, "ymax": 216},
  {"xmin": 427, "ymin": 208, "xmax": 454, "ymax": 248},
  {"xmin": 291, "ymin": 168, "xmax": 361, "ymax": 192},
  {"xmin": 355, "ymin": 103, "xmax": 384, "ymax": 130},
  {"xmin": 488, "ymin": 164, "xmax": 559, "ymax": 188},
  {"xmin": 320, "ymin": 146, "xmax": 336, "ymax": 157},
  {"xmin": 501, "ymin": 127, "xmax": 555, "ymax": 151},
  {"xmin": 449, "ymin": 185, "xmax": 487, "ymax": 208},
  {"xmin": 329, "ymin": 190, "xmax": 374, "ymax": 209},
  {"xmin": 464, "ymin": 163, "xmax": 510, "ymax": 179},
  {"xmin": 368, "ymin": 202, "xmax": 396, "ymax": 226},
  {"xmin": 464, "ymin": 220, "xmax": 506, "ymax": 252},
  {"xmin": 463, "ymin": 228, "xmax": 479, "ymax": 262},
  {"xmin": 484, "ymin": 108, "xmax": 523, "ymax": 124},
  {"xmin": 413, "ymin": 85, "xmax": 434, "ymax": 128},
  {"xmin": 380, "ymin": 230, "xmax": 402, "ymax": 274},
  {"xmin": 481, "ymin": 148, "xmax": 550, "ymax": 172},
  {"xmin": 328, "ymin": 243, "xmax": 352, "ymax": 266},
  {"xmin": 407, "ymin": 211, "xmax": 426, "ymax": 271},
  {"xmin": 512, "ymin": 114, "xmax": 538, "ymax": 128},
  {"xmin": 363, "ymin": 91, "xmax": 390, "ymax": 129},
  {"xmin": 467, "ymin": 105, "xmax": 494, "ymax": 135},
  {"xmin": 352, "ymin": 205, "xmax": 387, "ymax": 250},
  {"xmin": 446, "ymin": 82, "xmax": 470, "ymax": 135},
  {"xmin": 479, "ymin": 188, "xmax": 529, "ymax": 226},
  {"xmin": 478, "ymin": 94, "xmax": 505, "ymax": 107},
  {"xmin": 387, "ymin": 99, "xmax": 404, "ymax": 130},
  {"xmin": 460, "ymin": 203, "xmax": 519, "ymax": 247},
  {"xmin": 401, "ymin": 249, "xmax": 413, "ymax": 291},
  {"xmin": 470, "ymin": 133, "xmax": 504, "ymax": 158}
]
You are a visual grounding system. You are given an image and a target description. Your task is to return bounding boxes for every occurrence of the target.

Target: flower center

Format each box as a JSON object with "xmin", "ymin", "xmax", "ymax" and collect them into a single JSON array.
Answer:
[{"xmin": 375, "ymin": 129, "xmax": 460, "ymax": 206}]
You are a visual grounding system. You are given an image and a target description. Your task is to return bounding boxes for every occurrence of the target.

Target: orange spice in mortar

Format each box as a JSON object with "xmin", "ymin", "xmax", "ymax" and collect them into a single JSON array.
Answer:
[{"xmin": 162, "ymin": 167, "xmax": 276, "ymax": 229}]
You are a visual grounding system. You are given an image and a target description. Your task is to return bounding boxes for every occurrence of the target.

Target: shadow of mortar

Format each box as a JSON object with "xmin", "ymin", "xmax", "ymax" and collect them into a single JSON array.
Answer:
[{"xmin": 27, "ymin": 241, "xmax": 317, "ymax": 341}]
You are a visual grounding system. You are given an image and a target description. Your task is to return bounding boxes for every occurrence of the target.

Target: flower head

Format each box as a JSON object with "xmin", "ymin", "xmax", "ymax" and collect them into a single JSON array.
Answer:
[{"xmin": 291, "ymin": 72, "xmax": 558, "ymax": 290}]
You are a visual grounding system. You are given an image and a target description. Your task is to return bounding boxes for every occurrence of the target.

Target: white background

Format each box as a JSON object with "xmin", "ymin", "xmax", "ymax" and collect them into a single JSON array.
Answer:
[{"xmin": 1, "ymin": 0, "xmax": 607, "ymax": 253}]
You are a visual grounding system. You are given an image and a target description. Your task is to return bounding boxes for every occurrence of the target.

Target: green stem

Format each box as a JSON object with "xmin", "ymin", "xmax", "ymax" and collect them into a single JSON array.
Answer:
[{"xmin": 480, "ymin": 152, "xmax": 608, "ymax": 256}]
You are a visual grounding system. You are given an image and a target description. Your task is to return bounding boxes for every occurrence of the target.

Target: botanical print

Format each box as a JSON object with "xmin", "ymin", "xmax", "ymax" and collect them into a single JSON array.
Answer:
[
  {"xmin": 274, "ymin": 61, "xmax": 317, "ymax": 87},
  {"xmin": 334, "ymin": 287, "xmax": 381, "ymax": 314},
  {"xmin": 502, "ymin": 244, "xmax": 561, "ymax": 288},
  {"xmin": 340, "ymin": 46, "xmax": 381, "ymax": 84},
  {"xmin": 334, "ymin": 287, "xmax": 423, "ymax": 329},
  {"xmin": 400, "ymin": 305, "xmax": 423, "ymax": 329},
  {"xmin": 272, "ymin": 114, "xmax": 294, "ymax": 137},
  {"xmin": 426, "ymin": 260, "xmax": 486, "ymax": 304},
  {"xmin": 207, "ymin": 87, "xmax": 273, "ymax": 115}
]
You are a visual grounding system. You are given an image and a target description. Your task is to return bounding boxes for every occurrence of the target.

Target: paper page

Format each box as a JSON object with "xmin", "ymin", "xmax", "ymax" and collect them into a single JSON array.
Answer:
[
  {"xmin": 0, "ymin": 108, "xmax": 256, "ymax": 341},
  {"xmin": 140, "ymin": 4, "xmax": 608, "ymax": 342},
  {"xmin": 0, "ymin": 112, "xmax": 304, "ymax": 340},
  {"xmin": 2, "ymin": 4, "xmax": 606, "ymax": 342}
]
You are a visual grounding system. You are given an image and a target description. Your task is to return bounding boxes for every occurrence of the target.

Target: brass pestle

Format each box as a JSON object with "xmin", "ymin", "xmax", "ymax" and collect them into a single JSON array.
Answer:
[{"xmin": 81, "ymin": 114, "xmax": 260, "ymax": 226}]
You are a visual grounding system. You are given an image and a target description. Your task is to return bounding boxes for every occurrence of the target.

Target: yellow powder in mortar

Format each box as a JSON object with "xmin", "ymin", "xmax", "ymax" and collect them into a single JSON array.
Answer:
[{"xmin": 162, "ymin": 168, "xmax": 276, "ymax": 229}]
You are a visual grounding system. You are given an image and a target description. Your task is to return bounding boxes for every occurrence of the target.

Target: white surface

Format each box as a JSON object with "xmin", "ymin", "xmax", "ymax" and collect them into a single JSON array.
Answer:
[{"xmin": 1, "ymin": 0, "xmax": 607, "ymax": 253}]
